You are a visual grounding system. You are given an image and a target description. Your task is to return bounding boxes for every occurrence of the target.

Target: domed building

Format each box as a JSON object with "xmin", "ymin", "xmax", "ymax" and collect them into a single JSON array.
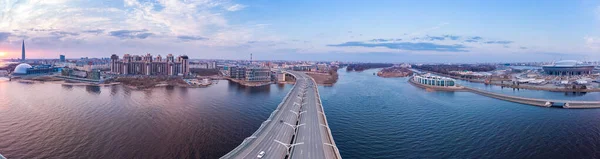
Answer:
[
  {"xmin": 11, "ymin": 63, "xmax": 59, "ymax": 76},
  {"xmin": 12, "ymin": 63, "xmax": 32, "ymax": 75},
  {"xmin": 542, "ymin": 60, "xmax": 594, "ymax": 76}
]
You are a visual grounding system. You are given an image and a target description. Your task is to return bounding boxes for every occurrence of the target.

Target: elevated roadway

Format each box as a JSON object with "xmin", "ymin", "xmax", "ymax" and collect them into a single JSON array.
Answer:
[{"xmin": 221, "ymin": 71, "xmax": 341, "ymax": 159}]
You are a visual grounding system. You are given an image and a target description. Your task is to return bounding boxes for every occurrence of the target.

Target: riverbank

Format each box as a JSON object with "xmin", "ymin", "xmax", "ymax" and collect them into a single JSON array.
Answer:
[
  {"xmin": 407, "ymin": 75, "xmax": 600, "ymax": 108},
  {"xmin": 113, "ymin": 77, "xmax": 193, "ymax": 90},
  {"xmin": 304, "ymin": 71, "xmax": 338, "ymax": 86},
  {"xmin": 5, "ymin": 75, "xmax": 220, "ymax": 90}
]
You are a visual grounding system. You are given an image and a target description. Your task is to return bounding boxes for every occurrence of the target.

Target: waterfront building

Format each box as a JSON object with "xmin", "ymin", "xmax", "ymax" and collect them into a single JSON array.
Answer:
[
  {"xmin": 542, "ymin": 60, "xmax": 594, "ymax": 76},
  {"xmin": 110, "ymin": 54, "xmax": 189, "ymax": 76},
  {"xmin": 61, "ymin": 68, "xmax": 101, "ymax": 80},
  {"xmin": 12, "ymin": 63, "xmax": 59, "ymax": 75},
  {"xmin": 276, "ymin": 71, "xmax": 286, "ymax": 82},
  {"xmin": 229, "ymin": 66, "xmax": 246, "ymax": 79},
  {"xmin": 413, "ymin": 74, "xmax": 457, "ymax": 87},
  {"xmin": 245, "ymin": 67, "xmax": 271, "ymax": 82},
  {"xmin": 229, "ymin": 66, "xmax": 271, "ymax": 82}
]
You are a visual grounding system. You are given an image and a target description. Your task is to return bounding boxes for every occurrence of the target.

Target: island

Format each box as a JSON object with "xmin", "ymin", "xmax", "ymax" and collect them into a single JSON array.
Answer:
[
  {"xmin": 377, "ymin": 67, "xmax": 413, "ymax": 78},
  {"xmin": 346, "ymin": 63, "xmax": 393, "ymax": 72}
]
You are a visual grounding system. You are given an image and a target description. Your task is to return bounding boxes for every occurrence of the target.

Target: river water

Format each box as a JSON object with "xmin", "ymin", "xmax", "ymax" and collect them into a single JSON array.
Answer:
[
  {"xmin": 0, "ymin": 78, "xmax": 292, "ymax": 158},
  {"xmin": 1, "ymin": 69, "xmax": 600, "ymax": 158},
  {"xmin": 321, "ymin": 69, "xmax": 600, "ymax": 158}
]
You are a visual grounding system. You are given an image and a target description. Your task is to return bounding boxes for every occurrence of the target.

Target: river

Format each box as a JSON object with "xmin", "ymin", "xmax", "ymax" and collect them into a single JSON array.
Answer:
[
  {"xmin": 0, "ymin": 78, "xmax": 292, "ymax": 158},
  {"xmin": 321, "ymin": 69, "xmax": 600, "ymax": 158},
  {"xmin": 2, "ymin": 69, "xmax": 600, "ymax": 158}
]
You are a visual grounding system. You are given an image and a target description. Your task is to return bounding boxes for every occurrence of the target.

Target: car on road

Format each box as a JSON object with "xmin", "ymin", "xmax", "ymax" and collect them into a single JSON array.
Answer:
[{"xmin": 257, "ymin": 151, "xmax": 265, "ymax": 158}]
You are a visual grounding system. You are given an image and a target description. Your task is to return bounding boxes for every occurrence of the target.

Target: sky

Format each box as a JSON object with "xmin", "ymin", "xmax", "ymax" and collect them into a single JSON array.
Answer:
[{"xmin": 0, "ymin": 0, "xmax": 599, "ymax": 63}]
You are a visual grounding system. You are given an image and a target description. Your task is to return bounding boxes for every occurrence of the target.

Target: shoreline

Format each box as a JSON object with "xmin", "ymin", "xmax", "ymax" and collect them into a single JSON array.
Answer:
[
  {"xmin": 8, "ymin": 76, "xmax": 215, "ymax": 90},
  {"xmin": 225, "ymin": 77, "xmax": 273, "ymax": 87},
  {"xmin": 408, "ymin": 76, "xmax": 600, "ymax": 108},
  {"xmin": 416, "ymin": 70, "xmax": 600, "ymax": 92},
  {"xmin": 303, "ymin": 71, "xmax": 338, "ymax": 86}
]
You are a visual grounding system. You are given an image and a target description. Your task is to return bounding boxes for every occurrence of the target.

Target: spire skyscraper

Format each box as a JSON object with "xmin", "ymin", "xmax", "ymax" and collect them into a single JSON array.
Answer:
[{"xmin": 21, "ymin": 40, "xmax": 25, "ymax": 61}]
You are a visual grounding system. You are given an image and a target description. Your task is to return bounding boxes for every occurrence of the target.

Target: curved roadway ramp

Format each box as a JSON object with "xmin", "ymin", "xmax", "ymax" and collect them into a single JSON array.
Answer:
[{"xmin": 221, "ymin": 71, "xmax": 341, "ymax": 159}]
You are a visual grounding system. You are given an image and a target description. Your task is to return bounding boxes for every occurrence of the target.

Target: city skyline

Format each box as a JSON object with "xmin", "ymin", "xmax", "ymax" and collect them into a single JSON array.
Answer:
[{"xmin": 0, "ymin": 0, "xmax": 600, "ymax": 62}]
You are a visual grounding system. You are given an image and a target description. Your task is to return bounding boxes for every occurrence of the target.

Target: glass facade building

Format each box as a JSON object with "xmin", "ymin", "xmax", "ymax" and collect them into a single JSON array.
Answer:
[{"xmin": 413, "ymin": 74, "xmax": 456, "ymax": 87}]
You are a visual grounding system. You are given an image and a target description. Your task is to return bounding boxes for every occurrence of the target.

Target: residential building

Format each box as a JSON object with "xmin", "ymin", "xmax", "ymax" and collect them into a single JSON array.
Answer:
[{"xmin": 110, "ymin": 54, "xmax": 189, "ymax": 76}]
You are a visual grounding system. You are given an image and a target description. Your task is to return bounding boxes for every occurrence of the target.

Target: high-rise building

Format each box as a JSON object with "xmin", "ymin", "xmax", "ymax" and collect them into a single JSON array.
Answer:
[
  {"xmin": 21, "ymin": 40, "xmax": 25, "ymax": 61},
  {"xmin": 60, "ymin": 55, "xmax": 66, "ymax": 62},
  {"xmin": 110, "ymin": 54, "xmax": 189, "ymax": 76}
]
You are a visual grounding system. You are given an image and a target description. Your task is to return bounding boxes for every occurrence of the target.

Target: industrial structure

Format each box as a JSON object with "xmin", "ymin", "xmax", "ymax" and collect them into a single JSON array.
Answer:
[
  {"xmin": 542, "ymin": 60, "xmax": 595, "ymax": 76},
  {"xmin": 110, "ymin": 54, "xmax": 189, "ymax": 76}
]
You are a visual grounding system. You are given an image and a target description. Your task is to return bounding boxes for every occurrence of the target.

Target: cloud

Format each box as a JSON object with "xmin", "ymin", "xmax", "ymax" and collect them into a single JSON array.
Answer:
[
  {"xmin": 0, "ymin": 32, "xmax": 11, "ymax": 42},
  {"xmin": 178, "ymin": 35, "xmax": 208, "ymax": 41},
  {"xmin": 424, "ymin": 36, "xmax": 445, "ymax": 41},
  {"xmin": 584, "ymin": 36, "xmax": 600, "ymax": 49},
  {"xmin": 369, "ymin": 39, "xmax": 394, "ymax": 42},
  {"xmin": 0, "ymin": 0, "xmax": 258, "ymax": 45},
  {"xmin": 327, "ymin": 41, "xmax": 469, "ymax": 52},
  {"xmin": 520, "ymin": 46, "xmax": 528, "ymax": 49},
  {"xmin": 226, "ymin": 4, "xmax": 246, "ymax": 11},
  {"xmin": 464, "ymin": 36, "xmax": 483, "ymax": 43},
  {"xmin": 28, "ymin": 28, "xmax": 57, "ymax": 32},
  {"xmin": 484, "ymin": 40, "xmax": 513, "ymax": 44},
  {"xmin": 82, "ymin": 29, "xmax": 104, "ymax": 34},
  {"xmin": 109, "ymin": 29, "xmax": 153, "ymax": 39},
  {"xmin": 443, "ymin": 35, "xmax": 460, "ymax": 40},
  {"xmin": 51, "ymin": 31, "xmax": 80, "ymax": 36}
]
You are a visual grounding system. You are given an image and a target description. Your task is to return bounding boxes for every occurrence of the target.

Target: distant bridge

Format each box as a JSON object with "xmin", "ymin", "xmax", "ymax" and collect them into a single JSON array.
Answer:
[
  {"xmin": 408, "ymin": 73, "xmax": 600, "ymax": 109},
  {"xmin": 463, "ymin": 87, "xmax": 600, "ymax": 108},
  {"xmin": 221, "ymin": 71, "xmax": 341, "ymax": 159}
]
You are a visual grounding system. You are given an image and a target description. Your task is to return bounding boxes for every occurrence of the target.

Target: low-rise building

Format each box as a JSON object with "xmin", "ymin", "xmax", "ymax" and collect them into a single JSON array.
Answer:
[
  {"xmin": 245, "ymin": 67, "xmax": 271, "ymax": 82},
  {"xmin": 413, "ymin": 74, "xmax": 457, "ymax": 87}
]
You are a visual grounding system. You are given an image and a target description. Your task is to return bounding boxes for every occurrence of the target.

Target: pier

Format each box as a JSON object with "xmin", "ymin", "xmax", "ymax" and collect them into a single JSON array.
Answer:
[{"xmin": 221, "ymin": 71, "xmax": 341, "ymax": 159}]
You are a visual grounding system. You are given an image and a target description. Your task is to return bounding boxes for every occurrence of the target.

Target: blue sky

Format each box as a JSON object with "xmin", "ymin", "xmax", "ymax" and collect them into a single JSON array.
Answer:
[{"xmin": 0, "ymin": 0, "xmax": 599, "ymax": 62}]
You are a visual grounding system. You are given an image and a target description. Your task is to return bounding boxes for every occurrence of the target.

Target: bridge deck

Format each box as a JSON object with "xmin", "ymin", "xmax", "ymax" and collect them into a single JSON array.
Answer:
[
  {"xmin": 464, "ymin": 87, "xmax": 600, "ymax": 108},
  {"xmin": 409, "ymin": 77, "xmax": 600, "ymax": 109},
  {"xmin": 221, "ymin": 71, "xmax": 340, "ymax": 159}
]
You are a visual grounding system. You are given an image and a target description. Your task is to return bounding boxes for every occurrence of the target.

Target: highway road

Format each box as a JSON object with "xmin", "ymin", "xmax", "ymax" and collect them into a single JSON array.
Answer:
[{"xmin": 221, "ymin": 71, "xmax": 340, "ymax": 159}]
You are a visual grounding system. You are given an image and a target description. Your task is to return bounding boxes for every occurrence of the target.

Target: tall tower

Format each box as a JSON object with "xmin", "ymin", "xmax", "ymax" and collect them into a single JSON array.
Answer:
[
  {"xmin": 250, "ymin": 53, "xmax": 253, "ymax": 64},
  {"xmin": 21, "ymin": 40, "xmax": 25, "ymax": 61}
]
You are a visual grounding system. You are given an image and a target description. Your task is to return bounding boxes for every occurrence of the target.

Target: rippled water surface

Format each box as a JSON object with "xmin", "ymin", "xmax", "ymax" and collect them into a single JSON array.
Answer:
[
  {"xmin": 0, "ymin": 78, "xmax": 292, "ymax": 158},
  {"xmin": 2, "ymin": 69, "xmax": 600, "ymax": 159},
  {"xmin": 321, "ymin": 69, "xmax": 600, "ymax": 158}
]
